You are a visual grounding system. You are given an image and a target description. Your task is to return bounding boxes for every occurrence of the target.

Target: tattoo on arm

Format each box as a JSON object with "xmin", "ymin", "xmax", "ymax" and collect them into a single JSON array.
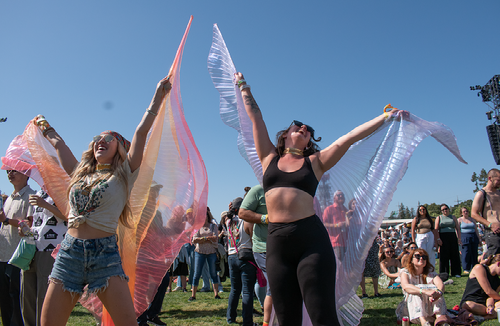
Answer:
[{"xmin": 243, "ymin": 95, "xmax": 261, "ymax": 114}]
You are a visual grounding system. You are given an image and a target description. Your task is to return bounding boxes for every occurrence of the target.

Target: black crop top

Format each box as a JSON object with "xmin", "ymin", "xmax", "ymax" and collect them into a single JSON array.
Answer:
[{"xmin": 262, "ymin": 155, "xmax": 319, "ymax": 197}]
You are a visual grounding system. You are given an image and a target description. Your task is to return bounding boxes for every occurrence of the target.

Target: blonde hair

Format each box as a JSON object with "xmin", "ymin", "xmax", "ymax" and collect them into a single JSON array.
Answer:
[{"xmin": 67, "ymin": 140, "xmax": 132, "ymax": 228}]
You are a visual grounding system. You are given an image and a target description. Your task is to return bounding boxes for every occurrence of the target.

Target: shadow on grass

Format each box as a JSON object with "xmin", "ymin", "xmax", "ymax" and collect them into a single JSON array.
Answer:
[
  {"xmin": 360, "ymin": 308, "xmax": 397, "ymax": 325},
  {"xmin": 160, "ymin": 307, "xmax": 227, "ymax": 320}
]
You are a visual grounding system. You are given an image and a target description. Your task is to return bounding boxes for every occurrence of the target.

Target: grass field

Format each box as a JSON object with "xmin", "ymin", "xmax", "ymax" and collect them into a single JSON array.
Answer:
[{"xmin": 5, "ymin": 261, "xmax": 500, "ymax": 325}]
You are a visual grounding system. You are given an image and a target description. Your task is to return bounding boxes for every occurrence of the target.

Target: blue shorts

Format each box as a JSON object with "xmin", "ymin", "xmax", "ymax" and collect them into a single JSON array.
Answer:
[
  {"xmin": 253, "ymin": 251, "xmax": 271, "ymax": 297},
  {"xmin": 49, "ymin": 234, "xmax": 128, "ymax": 294}
]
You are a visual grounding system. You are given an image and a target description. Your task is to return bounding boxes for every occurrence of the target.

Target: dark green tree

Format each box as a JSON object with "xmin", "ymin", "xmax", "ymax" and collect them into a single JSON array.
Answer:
[{"xmin": 471, "ymin": 169, "xmax": 488, "ymax": 193}]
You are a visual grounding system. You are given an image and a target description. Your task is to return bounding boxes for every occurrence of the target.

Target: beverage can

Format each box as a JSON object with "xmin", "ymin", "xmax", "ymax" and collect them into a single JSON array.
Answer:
[
  {"xmin": 18, "ymin": 221, "xmax": 33, "ymax": 237},
  {"xmin": 402, "ymin": 316, "xmax": 409, "ymax": 326}
]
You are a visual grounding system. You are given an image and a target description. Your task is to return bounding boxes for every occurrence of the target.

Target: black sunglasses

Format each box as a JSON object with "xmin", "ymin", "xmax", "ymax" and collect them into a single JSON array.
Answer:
[
  {"xmin": 292, "ymin": 120, "xmax": 315, "ymax": 137},
  {"xmin": 413, "ymin": 254, "xmax": 428, "ymax": 261}
]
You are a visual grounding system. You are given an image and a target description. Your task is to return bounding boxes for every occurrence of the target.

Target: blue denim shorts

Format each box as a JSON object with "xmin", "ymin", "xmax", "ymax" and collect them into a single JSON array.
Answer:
[{"xmin": 49, "ymin": 234, "xmax": 128, "ymax": 294}]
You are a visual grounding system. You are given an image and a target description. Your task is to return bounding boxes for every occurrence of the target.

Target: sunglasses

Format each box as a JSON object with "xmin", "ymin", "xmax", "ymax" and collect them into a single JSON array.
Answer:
[
  {"xmin": 385, "ymin": 250, "xmax": 395, "ymax": 254},
  {"xmin": 409, "ymin": 247, "xmax": 418, "ymax": 250},
  {"xmin": 93, "ymin": 134, "xmax": 115, "ymax": 144},
  {"xmin": 291, "ymin": 120, "xmax": 315, "ymax": 137},
  {"xmin": 413, "ymin": 254, "xmax": 428, "ymax": 261},
  {"xmin": 6, "ymin": 170, "xmax": 18, "ymax": 175}
]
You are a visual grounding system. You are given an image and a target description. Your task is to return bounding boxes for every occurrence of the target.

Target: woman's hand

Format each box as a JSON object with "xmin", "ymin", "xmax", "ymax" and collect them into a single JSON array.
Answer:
[
  {"xmin": 234, "ymin": 72, "xmax": 245, "ymax": 85},
  {"xmin": 29, "ymin": 195, "xmax": 49, "ymax": 209},
  {"xmin": 154, "ymin": 76, "xmax": 172, "ymax": 100}
]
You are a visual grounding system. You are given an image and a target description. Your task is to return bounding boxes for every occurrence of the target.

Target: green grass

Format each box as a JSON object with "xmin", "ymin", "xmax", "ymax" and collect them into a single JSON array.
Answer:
[{"xmin": 5, "ymin": 261, "xmax": 500, "ymax": 325}]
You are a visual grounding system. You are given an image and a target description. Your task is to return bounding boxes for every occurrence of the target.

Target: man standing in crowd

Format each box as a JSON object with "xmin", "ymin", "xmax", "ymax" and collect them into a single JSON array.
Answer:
[
  {"xmin": 225, "ymin": 197, "xmax": 256, "ymax": 326},
  {"xmin": 471, "ymin": 168, "xmax": 500, "ymax": 256},
  {"xmin": 239, "ymin": 185, "xmax": 272, "ymax": 326},
  {"xmin": 0, "ymin": 169, "xmax": 36, "ymax": 326}
]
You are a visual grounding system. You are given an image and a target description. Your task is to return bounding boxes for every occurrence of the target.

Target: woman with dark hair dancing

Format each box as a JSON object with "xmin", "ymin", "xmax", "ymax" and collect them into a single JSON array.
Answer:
[
  {"xmin": 234, "ymin": 72, "xmax": 402, "ymax": 325},
  {"xmin": 39, "ymin": 77, "xmax": 172, "ymax": 326}
]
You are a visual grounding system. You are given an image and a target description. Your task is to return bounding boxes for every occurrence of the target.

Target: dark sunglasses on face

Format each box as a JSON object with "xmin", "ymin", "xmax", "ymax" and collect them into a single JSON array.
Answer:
[
  {"xmin": 292, "ymin": 120, "xmax": 315, "ymax": 137},
  {"xmin": 93, "ymin": 134, "xmax": 115, "ymax": 144},
  {"xmin": 413, "ymin": 254, "xmax": 428, "ymax": 260},
  {"xmin": 409, "ymin": 247, "xmax": 418, "ymax": 250},
  {"xmin": 385, "ymin": 250, "xmax": 395, "ymax": 254},
  {"xmin": 6, "ymin": 170, "xmax": 17, "ymax": 175}
]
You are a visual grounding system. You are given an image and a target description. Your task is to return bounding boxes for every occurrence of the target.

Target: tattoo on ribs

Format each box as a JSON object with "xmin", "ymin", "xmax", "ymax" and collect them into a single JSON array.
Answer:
[{"xmin": 243, "ymin": 95, "xmax": 261, "ymax": 114}]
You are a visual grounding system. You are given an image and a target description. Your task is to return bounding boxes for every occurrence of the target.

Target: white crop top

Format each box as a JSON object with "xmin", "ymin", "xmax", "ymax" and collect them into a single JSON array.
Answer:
[{"xmin": 68, "ymin": 159, "xmax": 139, "ymax": 233}]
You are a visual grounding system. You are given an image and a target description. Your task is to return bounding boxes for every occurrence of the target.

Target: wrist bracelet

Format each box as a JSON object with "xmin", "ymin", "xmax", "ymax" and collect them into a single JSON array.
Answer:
[
  {"xmin": 2, "ymin": 218, "xmax": 10, "ymax": 226},
  {"xmin": 419, "ymin": 288, "xmax": 422, "ymax": 295},
  {"xmin": 489, "ymin": 222, "xmax": 493, "ymax": 228},
  {"xmin": 383, "ymin": 111, "xmax": 389, "ymax": 120},
  {"xmin": 240, "ymin": 84, "xmax": 251, "ymax": 91},
  {"xmin": 436, "ymin": 289, "xmax": 443, "ymax": 295},
  {"xmin": 261, "ymin": 214, "xmax": 268, "ymax": 224},
  {"xmin": 237, "ymin": 79, "xmax": 246, "ymax": 87},
  {"xmin": 42, "ymin": 127, "xmax": 55, "ymax": 137},
  {"xmin": 146, "ymin": 109, "xmax": 157, "ymax": 116}
]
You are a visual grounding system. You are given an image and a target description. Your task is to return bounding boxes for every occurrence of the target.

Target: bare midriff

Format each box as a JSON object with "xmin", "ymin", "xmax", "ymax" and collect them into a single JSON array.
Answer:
[
  {"xmin": 265, "ymin": 187, "xmax": 316, "ymax": 223},
  {"xmin": 67, "ymin": 223, "xmax": 115, "ymax": 239}
]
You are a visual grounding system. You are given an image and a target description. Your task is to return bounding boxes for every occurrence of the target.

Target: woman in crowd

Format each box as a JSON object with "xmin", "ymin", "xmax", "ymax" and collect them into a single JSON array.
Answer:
[
  {"xmin": 234, "ymin": 72, "xmax": 403, "ymax": 325},
  {"xmin": 458, "ymin": 207, "xmax": 480, "ymax": 274},
  {"xmin": 39, "ymin": 77, "xmax": 172, "ymax": 326},
  {"xmin": 460, "ymin": 254, "xmax": 500, "ymax": 320},
  {"xmin": 399, "ymin": 248, "xmax": 448, "ymax": 326},
  {"xmin": 360, "ymin": 239, "xmax": 381, "ymax": 298},
  {"xmin": 379, "ymin": 245, "xmax": 401, "ymax": 289},
  {"xmin": 435, "ymin": 204, "xmax": 462, "ymax": 277},
  {"xmin": 189, "ymin": 208, "xmax": 220, "ymax": 301},
  {"xmin": 411, "ymin": 205, "xmax": 438, "ymax": 268},
  {"xmin": 398, "ymin": 242, "xmax": 418, "ymax": 267}
]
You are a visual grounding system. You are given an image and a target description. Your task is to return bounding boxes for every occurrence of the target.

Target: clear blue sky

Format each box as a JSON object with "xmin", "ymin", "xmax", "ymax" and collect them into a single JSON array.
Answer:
[{"xmin": 0, "ymin": 1, "xmax": 498, "ymax": 220}]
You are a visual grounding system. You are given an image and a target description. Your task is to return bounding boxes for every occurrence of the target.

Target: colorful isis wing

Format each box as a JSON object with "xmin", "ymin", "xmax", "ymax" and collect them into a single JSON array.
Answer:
[
  {"xmin": 207, "ymin": 25, "xmax": 467, "ymax": 325},
  {"xmin": 208, "ymin": 24, "xmax": 263, "ymax": 184}
]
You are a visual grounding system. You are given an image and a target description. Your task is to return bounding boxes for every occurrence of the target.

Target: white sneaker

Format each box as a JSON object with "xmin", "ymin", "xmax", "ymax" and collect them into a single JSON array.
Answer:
[{"xmin": 172, "ymin": 286, "xmax": 182, "ymax": 292}]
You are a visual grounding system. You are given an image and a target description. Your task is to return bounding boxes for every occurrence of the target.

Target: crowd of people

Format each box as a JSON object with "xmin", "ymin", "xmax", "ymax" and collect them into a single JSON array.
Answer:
[{"xmin": 0, "ymin": 66, "xmax": 500, "ymax": 326}]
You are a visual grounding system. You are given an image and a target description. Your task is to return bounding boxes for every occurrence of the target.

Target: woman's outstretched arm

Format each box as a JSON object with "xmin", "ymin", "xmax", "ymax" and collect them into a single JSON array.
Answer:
[
  {"xmin": 234, "ymin": 72, "xmax": 275, "ymax": 166},
  {"xmin": 315, "ymin": 109, "xmax": 403, "ymax": 173},
  {"xmin": 128, "ymin": 77, "xmax": 171, "ymax": 172}
]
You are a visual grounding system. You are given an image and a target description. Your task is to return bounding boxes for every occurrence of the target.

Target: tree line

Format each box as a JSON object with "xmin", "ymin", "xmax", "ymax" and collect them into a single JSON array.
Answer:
[{"xmin": 388, "ymin": 168, "xmax": 488, "ymax": 219}]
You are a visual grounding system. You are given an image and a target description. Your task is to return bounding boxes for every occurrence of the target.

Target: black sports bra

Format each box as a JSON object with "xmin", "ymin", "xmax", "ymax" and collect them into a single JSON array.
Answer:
[{"xmin": 262, "ymin": 155, "xmax": 319, "ymax": 197}]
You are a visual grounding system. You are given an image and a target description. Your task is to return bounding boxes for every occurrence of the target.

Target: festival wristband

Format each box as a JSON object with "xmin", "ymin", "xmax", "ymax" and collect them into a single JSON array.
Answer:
[
  {"xmin": 489, "ymin": 223, "xmax": 493, "ymax": 228},
  {"xmin": 261, "ymin": 214, "xmax": 268, "ymax": 224}
]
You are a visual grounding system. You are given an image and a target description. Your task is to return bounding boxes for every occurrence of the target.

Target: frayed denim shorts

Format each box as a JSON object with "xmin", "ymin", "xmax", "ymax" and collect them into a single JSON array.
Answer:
[{"xmin": 49, "ymin": 233, "xmax": 128, "ymax": 294}]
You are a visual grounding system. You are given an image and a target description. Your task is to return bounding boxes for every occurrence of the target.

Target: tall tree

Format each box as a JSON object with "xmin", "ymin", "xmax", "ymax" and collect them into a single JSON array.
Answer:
[{"xmin": 471, "ymin": 168, "xmax": 488, "ymax": 193}]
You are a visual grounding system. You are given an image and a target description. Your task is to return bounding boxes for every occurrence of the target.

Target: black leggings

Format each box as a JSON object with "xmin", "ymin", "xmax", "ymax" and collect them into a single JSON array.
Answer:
[{"xmin": 267, "ymin": 215, "xmax": 340, "ymax": 326}]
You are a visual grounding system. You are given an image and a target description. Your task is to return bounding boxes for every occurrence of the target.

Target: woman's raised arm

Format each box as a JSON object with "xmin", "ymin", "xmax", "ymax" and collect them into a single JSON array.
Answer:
[
  {"xmin": 128, "ymin": 77, "xmax": 171, "ymax": 172},
  {"xmin": 36, "ymin": 116, "xmax": 79, "ymax": 176},
  {"xmin": 234, "ymin": 73, "xmax": 275, "ymax": 166}
]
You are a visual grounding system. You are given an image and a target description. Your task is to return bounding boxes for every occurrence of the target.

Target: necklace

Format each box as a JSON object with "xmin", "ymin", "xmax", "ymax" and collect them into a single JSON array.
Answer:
[
  {"xmin": 283, "ymin": 148, "xmax": 304, "ymax": 156},
  {"xmin": 96, "ymin": 163, "xmax": 112, "ymax": 171}
]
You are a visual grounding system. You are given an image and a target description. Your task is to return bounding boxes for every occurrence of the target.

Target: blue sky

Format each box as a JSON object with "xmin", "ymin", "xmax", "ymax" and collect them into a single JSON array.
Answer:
[{"xmin": 0, "ymin": 1, "xmax": 498, "ymax": 220}]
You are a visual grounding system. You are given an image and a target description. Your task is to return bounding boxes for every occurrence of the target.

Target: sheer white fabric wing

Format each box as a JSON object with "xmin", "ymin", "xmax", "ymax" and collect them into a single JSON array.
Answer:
[
  {"xmin": 207, "ymin": 24, "xmax": 467, "ymax": 326},
  {"xmin": 208, "ymin": 24, "xmax": 263, "ymax": 184}
]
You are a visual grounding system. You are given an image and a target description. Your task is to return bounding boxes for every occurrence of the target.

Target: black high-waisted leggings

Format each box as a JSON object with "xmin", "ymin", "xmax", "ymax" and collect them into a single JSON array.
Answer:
[{"xmin": 267, "ymin": 215, "xmax": 340, "ymax": 326}]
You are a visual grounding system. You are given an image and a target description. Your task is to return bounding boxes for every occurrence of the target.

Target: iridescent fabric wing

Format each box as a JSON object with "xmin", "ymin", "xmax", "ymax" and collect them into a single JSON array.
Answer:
[
  {"xmin": 207, "ymin": 26, "xmax": 467, "ymax": 325},
  {"xmin": 23, "ymin": 122, "xmax": 71, "ymax": 217},
  {"xmin": 127, "ymin": 15, "xmax": 208, "ymax": 317},
  {"xmin": 1, "ymin": 134, "xmax": 45, "ymax": 189},
  {"xmin": 315, "ymin": 114, "xmax": 466, "ymax": 325},
  {"xmin": 208, "ymin": 24, "xmax": 263, "ymax": 184}
]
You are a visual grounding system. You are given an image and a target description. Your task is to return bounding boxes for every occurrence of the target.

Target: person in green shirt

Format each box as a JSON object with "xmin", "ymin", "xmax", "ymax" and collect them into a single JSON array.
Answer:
[{"xmin": 239, "ymin": 185, "xmax": 272, "ymax": 326}]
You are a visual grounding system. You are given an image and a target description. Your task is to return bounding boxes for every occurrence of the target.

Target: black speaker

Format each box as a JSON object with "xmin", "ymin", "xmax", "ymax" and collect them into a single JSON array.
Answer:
[{"xmin": 486, "ymin": 124, "xmax": 500, "ymax": 164}]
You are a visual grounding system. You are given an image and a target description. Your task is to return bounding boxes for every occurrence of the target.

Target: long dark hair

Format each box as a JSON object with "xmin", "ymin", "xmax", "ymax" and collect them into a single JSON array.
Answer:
[
  {"xmin": 415, "ymin": 205, "xmax": 434, "ymax": 230},
  {"xmin": 275, "ymin": 125, "xmax": 321, "ymax": 157}
]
